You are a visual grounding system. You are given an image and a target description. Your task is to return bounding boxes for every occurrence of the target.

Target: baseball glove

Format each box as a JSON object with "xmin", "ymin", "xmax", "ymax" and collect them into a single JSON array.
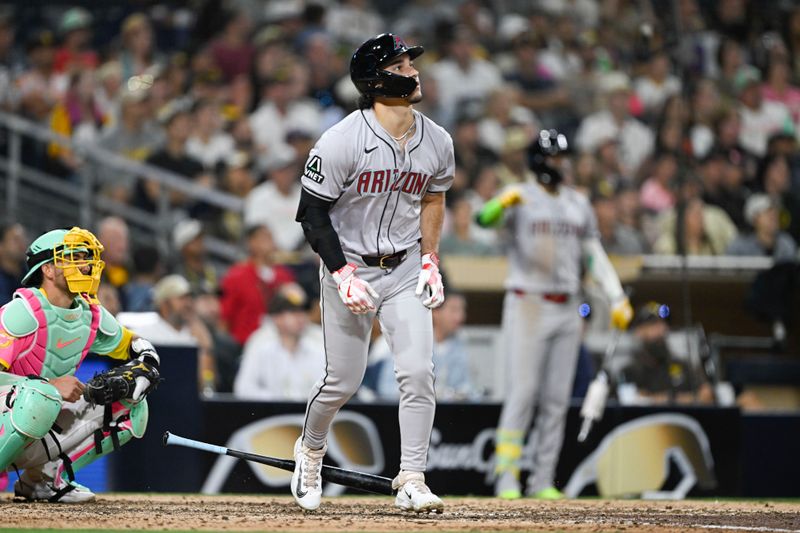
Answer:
[{"xmin": 83, "ymin": 359, "xmax": 161, "ymax": 406}]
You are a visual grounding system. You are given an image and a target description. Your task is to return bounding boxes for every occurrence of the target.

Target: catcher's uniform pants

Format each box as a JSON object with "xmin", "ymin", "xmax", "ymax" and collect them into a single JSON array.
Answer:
[
  {"xmin": 496, "ymin": 291, "xmax": 581, "ymax": 493},
  {"xmin": 0, "ymin": 380, "xmax": 144, "ymax": 484},
  {"xmin": 302, "ymin": 244, "xmax": 435, "ymax": 472}
]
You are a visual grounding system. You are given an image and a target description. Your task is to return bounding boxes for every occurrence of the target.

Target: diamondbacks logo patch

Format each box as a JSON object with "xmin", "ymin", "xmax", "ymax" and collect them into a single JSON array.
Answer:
[
  {"xmin": 304, "ymin": 155, "xmax": 324, "ymax": 183},
  {"xmin": 393, "ymin": 35, "xmax": 405, "ymax": 50}
]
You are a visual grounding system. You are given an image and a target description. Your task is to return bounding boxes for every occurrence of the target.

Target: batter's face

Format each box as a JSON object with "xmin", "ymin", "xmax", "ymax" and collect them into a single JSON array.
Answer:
[{"xmin": 382, "ymin": 54, "xmax": 422, "ymax": 103}]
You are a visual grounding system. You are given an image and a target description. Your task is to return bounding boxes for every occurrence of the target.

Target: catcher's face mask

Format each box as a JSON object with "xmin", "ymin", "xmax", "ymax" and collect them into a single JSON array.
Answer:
[
  {"xmin": 24, "ymin": 227, "xmax": 105, "ymax": 296},
  {"xmin": 56, "ymin": 227, "xmax": 105, "ymax": 295}
]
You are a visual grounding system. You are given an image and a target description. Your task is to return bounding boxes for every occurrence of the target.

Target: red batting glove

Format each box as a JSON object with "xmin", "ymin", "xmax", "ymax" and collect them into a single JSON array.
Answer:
[
  {"xmin": 332, "ymin": 263, "xmax": 378, "ymax": 315},
  {"xmin": 415, "ymin": 253, "xmax": 445, "ymax": 309}
]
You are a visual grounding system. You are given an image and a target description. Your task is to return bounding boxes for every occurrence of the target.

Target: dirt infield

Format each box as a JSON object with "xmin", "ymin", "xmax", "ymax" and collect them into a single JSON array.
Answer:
[{"xmin": 1, "ymin": 494, "xmax": 799, "ymax": 532}]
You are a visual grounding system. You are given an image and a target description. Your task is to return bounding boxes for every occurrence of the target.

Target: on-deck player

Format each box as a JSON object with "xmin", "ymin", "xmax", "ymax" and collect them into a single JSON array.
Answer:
[
  {"xmin": 292, "ymin": 33, "xmax": 454, "ymax": 513},
  {"xmin": 477, "ymin": 129, "xmax": 633, "ymax": 499}
]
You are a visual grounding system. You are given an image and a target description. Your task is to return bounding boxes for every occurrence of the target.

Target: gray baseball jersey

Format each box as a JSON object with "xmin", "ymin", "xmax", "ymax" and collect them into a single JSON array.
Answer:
[
  {"xmin": 298, "ymin": 108, "xmax": 454, "ymax": 474},
  {"xmin": 503, "ymin": 183, "xmax": 598, "ymax": 294},
  {"xmin": 300, "ymin": 108, "xmax": 455, "ymax": 256}
]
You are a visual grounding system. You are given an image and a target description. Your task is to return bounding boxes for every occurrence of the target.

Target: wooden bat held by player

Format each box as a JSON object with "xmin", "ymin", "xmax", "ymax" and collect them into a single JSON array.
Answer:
[{"xmin": 162, "ymin": 431, "xmax": 394, "ymax": 495}]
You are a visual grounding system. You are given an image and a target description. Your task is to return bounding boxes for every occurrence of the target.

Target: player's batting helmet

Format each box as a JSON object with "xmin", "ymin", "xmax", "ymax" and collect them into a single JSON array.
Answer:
[
  {"xmin": 529, "ymin": 129, "xmax": 570, "ymax": 186},
  {"xmin": 350, "ymin": 33, "xmax": 424, "ymax": 98}
]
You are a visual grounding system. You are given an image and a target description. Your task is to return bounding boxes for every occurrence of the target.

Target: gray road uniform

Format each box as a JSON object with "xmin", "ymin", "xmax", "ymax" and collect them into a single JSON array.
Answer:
[
  {"xmin": 299, "ymin": 108, "xmax": 454, "ymax": 472},
  {"xmin": 492, "ymin": 181, "xmax": 624, "ymax": 497}
]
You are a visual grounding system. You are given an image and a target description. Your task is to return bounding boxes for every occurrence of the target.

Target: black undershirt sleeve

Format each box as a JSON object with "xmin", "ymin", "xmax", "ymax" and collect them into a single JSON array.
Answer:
[{"xmin": 296, "ymin": 189, "xmax": 348, "ymax": 272}]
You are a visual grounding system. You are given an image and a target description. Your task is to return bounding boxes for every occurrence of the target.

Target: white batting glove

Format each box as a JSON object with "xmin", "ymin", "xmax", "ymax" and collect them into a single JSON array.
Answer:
[
  {"xmin": 332, "ymin": 262, "xmax": 378, "ymax": 314},
  {"xmin": 415, "ymin": 253, "xmax": 445, "ymax": 309}
]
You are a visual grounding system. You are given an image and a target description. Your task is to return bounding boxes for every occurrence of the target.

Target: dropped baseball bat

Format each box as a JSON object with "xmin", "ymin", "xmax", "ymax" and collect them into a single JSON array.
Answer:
[{"xmin": 162, "ymin": 431, "xmax": 394, "ymax": 495}]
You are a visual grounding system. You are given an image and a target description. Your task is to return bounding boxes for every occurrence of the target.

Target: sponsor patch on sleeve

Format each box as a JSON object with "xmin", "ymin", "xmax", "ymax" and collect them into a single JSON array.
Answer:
[{"xmin": 303, "ymin": 155, "xmax": 324, "ymax": 184}]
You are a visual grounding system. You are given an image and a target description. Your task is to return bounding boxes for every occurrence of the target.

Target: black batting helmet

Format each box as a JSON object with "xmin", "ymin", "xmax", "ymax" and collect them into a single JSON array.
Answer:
[
  {"xmin": 350, "ymin": 33, "xmax": 424, "ymax": 99},
  {"xmin": 529, "ymin": 129, "xmax": 570, "ymax": 186}
]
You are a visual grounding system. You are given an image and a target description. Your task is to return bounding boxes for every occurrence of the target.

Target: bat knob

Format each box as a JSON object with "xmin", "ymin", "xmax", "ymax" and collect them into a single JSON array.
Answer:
[{"xmin": 162, "ymin": 431, "xmax": 171, "ymax": 446}]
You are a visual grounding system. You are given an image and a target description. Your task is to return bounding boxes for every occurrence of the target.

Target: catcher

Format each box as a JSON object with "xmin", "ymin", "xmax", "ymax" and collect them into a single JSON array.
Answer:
[{"xmin": 0, "ymin": 227, "xmax": 161, "ymax": 502}]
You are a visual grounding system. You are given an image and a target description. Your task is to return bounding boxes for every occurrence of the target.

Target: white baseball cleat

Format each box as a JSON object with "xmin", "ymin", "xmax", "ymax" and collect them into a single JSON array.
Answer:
[
  {"xmin": 392, "ymin": 470, "xmax": 444, "ymax": 514},
  {"xmin": 14, "ymin": 475, "xmax": 95, "ymax": 503},
  {"xmin": 290, "ymin": 437, "xmax": 326, "ymax": 511}
]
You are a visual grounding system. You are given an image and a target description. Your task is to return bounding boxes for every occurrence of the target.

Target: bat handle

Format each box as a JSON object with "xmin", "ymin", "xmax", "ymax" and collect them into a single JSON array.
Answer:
[
  {"xmin": 163, "ymin": 431, "xmax": 228, "ymax": 456},
  {"xmin": 578, "ymin": 417, "xmax": 593, "ymax": 443}
]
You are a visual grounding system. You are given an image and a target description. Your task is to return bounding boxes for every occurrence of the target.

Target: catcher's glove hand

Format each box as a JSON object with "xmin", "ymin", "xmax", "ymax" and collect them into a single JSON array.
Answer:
[{"xmin": 83, "ymin": 358, "xmax": 161, "ymax": 406}]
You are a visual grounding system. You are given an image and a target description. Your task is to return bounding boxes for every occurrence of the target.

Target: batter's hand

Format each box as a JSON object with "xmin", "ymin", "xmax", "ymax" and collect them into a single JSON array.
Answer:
[
  {"xmin": 415, "ymin": 253, "xmax": 445, "ymax": 309},
  {"xmin": 332, "ymin": 263, "xmax": 378, "ymax": 314},
  {"xmin": 499, "ymin": 187, "xmax": 524, "ymax": 208},
  {"xmin": 611, "ymin": 297, "xmax": 634, "ymax": 330}
]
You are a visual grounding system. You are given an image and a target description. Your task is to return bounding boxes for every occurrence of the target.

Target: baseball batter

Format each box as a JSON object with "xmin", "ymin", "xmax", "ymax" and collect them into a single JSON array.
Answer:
[
  {"xmin": 291, "ymin": 33, "xmax": 453, "ymax": 513},
  {"xmin": 477, "ymin": 130, "xmax": 633, "ymax": 499},
  {"xmin": 0, "ymin": 227, "xmax": 161, "ymax": 502}
]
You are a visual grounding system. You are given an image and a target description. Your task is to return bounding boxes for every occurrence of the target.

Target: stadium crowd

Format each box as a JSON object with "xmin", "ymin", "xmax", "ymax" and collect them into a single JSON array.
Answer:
[{"xmin": 1, "ymin": 0, "xmax": 799, "ymax": 399}]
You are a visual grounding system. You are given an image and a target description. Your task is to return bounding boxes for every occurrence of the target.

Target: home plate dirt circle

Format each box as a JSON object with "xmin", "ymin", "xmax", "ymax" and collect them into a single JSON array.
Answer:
[{"xmin": 1, "ymin": 494, "xmax": 798, "ymax": 532}]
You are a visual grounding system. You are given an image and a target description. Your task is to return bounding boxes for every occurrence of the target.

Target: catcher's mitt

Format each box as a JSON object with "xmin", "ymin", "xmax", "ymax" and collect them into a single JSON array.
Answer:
[{"xmin": 83, "ymin": 359, "xmax": 161, "ymax": 406}]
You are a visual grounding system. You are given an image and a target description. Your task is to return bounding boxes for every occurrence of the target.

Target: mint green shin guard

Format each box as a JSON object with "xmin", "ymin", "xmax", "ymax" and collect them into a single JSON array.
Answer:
[
  {"xmin": 59, "ymin": 399, "xmax": 149, "ymax": 483},
  {"xmin": 0, "ymin": 379, "xmax": 62, "ymax": 471}
]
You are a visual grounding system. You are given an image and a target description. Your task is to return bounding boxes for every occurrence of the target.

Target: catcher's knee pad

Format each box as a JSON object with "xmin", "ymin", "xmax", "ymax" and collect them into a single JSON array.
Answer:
[
  {"xmin": 10, "ymin": 379, "xmax": 62, "ymax": 439},
  {"xmin": 0, "ymin": 380, "xmax": 62, "ymax": 471}
]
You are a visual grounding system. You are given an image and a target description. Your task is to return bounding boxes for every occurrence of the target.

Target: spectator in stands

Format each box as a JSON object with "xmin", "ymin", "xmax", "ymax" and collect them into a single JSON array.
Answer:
[
  {"xmin": 494, "ymin": 127, "xmax": 536, "ymax": 186},
  {"xmin": 0, "ymin": 10, "xmax": 24, "ymax": 112},
  {"xmin": 376, "ymin": 289, "xmax": 479, "ymax": 401},
  {"xmin": 762, "ymin": 54, "xmax": 800, "ymax": 131},
  {"xmin": 440, "ymin": 194, "xmax": 498, "ymax": 256},
  {"xmin": 233, "ymin": 283, "xmax": 324, "ymax": 401},
  {"xmin": 124, "ymin": 274, "xmax": 218, "ymax": 393},
  {"xmin": 756, "ymin": 154, "xmax": 800, "ymax": 243},
  {"xmin": 208, "ymin": 9, "xmax": 255, "ymax": 84},
  {"xmin": 653, "ymin": 196, "xmax": 738, "ymax": 255},
  {"xmin": 17, "ymin": 29, "xmax": 64, "ymax": 124},
  {"xmin": 249, "ymin": 63, "xmax": 322, "ymax": 172},
  {"xmin": 478, "ymin": 85, "xmax": 537, "ymax": 157},
  {"xmin": 0, "ymin": 223, "xmax": 28, "ymax": 306},
  {"xmin": 727, "ymin": 194, "xmax": 798, "ymax": 261},
  {"xmin": 172, "ymin": 218, "xmax": 219, "ymax": 296},
  {"xmin": 639, "ymin": 152, "xmax": 678, "ymax": 214},
  {"xmin": 736, "ymin": 66, "xmax": 793, "ymax": 158},
  {"xmin": 119, "ymin": 13, "xmax": 159, "ymax": 80},
  {"xmin": 98, "ymin": 84, "xmax": 164, "ymax": 202},
  {"xmin": 53, "ymin": 7, "xmax": 98, "ymax": 75},
  {"xmin": 575, "ymin": 71, "xmax": 654, "ymax": 177},
  {"xmin": 453, "ymin": 105, "xmax": 496, "ymax": 184},
  {"xmin": 430, "ymin": 25, "xmax": 503, "ymax": 129},
  {"xmin": 137, "ymin": 99, "xmax": 214, "ymax": 217},
  {"xmin": 634, "ymin": 50, "xmax": 682, "ymax": 119},
  {"xmin": 194, "ymin": 285, "xmax": 241, "ymax": 394},
  {"xmin": 592, "ymin": 184, "xmax": 647, "ymax": 255},
  {"xmin": 214, "ymin": 151, "xmax": 257, "ymax": 242},
  {"xmin": 186, "ymin": 98, "xmax": 235, "ymax": 171},
  {"xmin": 326, "ymin": 0, "xmax": 384, "ymax": 49},
  {"xmin": 699, "ymin": 150, "xmax": 748, "ymax": 230},
  {"xmin": 302, "ymin": 32, "xmax": 346, "ymax": 114},
  {"xmin": 689, "ymin": 79, "xmax": 722, "ymax": 159},
  {"xmin": 96, "ymin": 216, "xmax": 132, "ymax": 302},
  {"xmin": 220, "ymin": 224, "xmax": 295, "ymax": 346},
  {"xmin": 123, "ymin": 244, "xmax": 163, "ymax": 312},
  {"xmin": 244, "ymin": 146, "xmax": 305, "ymax": 253}
]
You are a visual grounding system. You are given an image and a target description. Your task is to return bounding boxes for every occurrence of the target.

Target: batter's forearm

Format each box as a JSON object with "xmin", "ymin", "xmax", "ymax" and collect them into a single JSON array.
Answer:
[
  {"xmin": 583, "ymin": 238, "xmax": 624, "ymax": 303},
  {"xmin": 420, "ymin": 192, "xmax": 445, "ymax": 254}
]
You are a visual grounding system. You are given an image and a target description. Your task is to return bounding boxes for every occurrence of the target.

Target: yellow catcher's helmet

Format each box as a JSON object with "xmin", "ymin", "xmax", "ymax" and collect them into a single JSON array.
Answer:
[{"xmin": 22, "ymin": 227, "xmax": 105, "ymax": 295}]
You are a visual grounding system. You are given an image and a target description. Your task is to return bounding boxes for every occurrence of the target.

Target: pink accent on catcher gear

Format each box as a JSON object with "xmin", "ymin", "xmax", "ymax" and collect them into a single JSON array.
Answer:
[
  {"xmin": 332, "ymin": 263, "xmax": 378, "ymax": 315},
  {"xmin": 0, "ymin": 289, "xmax": 99, "ymax": 377}
]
